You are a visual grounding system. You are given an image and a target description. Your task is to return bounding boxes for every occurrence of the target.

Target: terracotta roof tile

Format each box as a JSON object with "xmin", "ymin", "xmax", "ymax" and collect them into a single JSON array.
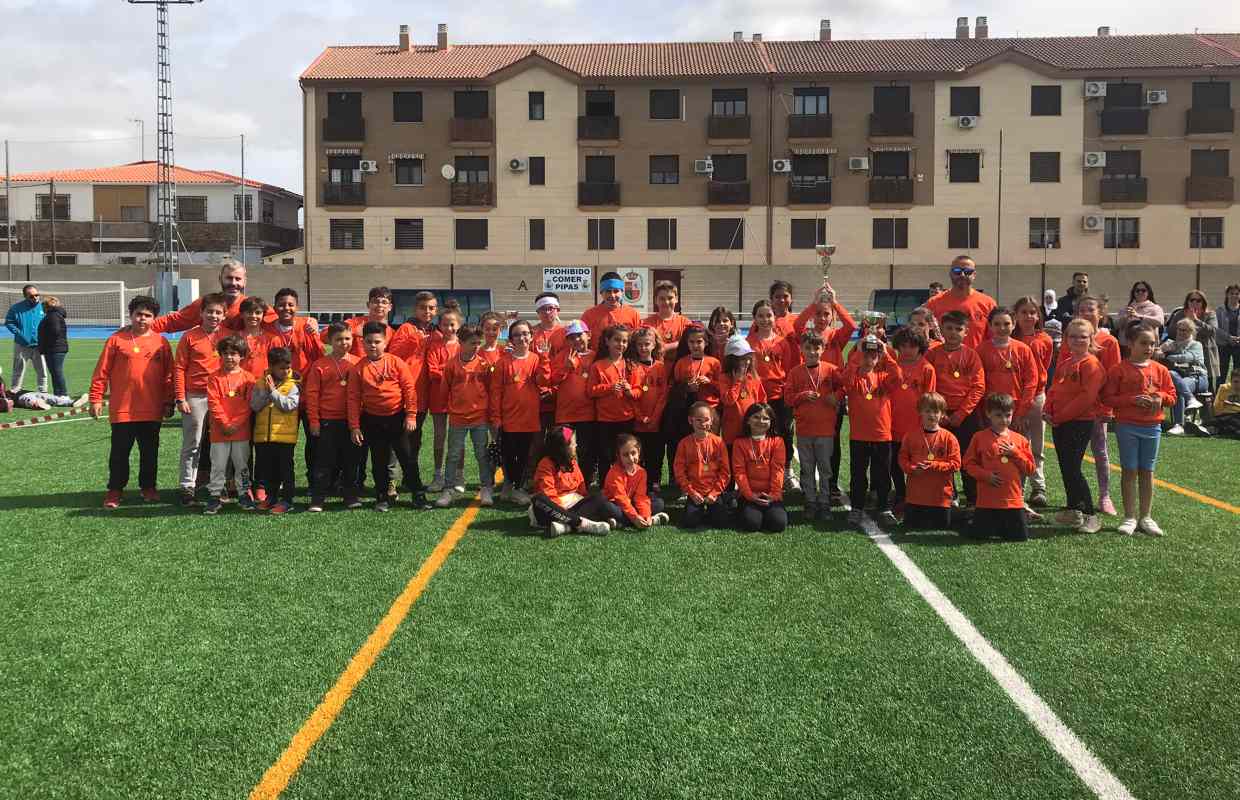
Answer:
[{"xmin": 8, "ymin": 161, "xmax": 301, "ymax": 199}]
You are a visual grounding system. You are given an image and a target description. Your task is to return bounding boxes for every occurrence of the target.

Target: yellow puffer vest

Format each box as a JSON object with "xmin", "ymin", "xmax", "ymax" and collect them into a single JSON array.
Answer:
[{"xmin": 253, "ymin": 370, "xmax": 301, "ymax": 444}]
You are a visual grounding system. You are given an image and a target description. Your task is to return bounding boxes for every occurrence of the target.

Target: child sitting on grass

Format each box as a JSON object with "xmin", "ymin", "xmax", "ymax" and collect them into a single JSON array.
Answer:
[
  {"xmin": 962, "ymin": 393, "xmax": 1035, "ymax": 541},
  {"xmin": 1213, "ymin": 366, "xmax": 1240, "ymax": 438},
  {"xmin": 731, "ymin": 402, "xmax": 787, "ymax": 533},
  {"xmin": 602, "ymin": 434, "xmax": 669, "ymax": 529},
  {"xmin": 530, "ymin": 426, "xmax": 616, "ymax": 537},
  {"xmin": 250, "ymin": 347, "xmax": 300, "ymax": 514}
]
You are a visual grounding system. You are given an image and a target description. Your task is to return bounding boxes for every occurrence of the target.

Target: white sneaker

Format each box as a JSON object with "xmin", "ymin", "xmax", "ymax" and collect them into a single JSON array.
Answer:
[
  {"xmin": 785, "ymin": 473, "xmax": 801, "ymax": 492},
  {"xmin": 548, "ymin": 521, "xmax": 569, "ymax": 537},
  {"xmin": 651, "ymin": 512, "xmax": 670, "ymax": 526},
  {"xmin": 1185, "ymin": 395, "xmax": 1203, "ymax": 411},
  {"xmin": 427, "ymin": 475, "xmax": 445, "ymax": 493},
  {"xmin": 1054, "ymin": 509, "xmax": 1084, "ymax": 527},
  {"xmin": 72, "ymin": 393, "xmax": 89, "ymax": 409},
  {"xmin": 510, "ymin": 487, "xmax": 531, "ymax": 506},
  {"xmin": 479, "ymin": 486, "xmax": 494, "ymax": 507},
  {"xmin": 1138, "ymin": 517, "xmax": 1165, "ymax": 537},
  {"xmin": 1077, "ymin": 514, "xmax": 1102, "ymax": 534},
  {"xmin": 579, "ymin": 518, "xmax": 610, "ymax": 535},
  {"xmin": 1117, "ymin": 517, "xmax": 1138, "ymax": 536},
  {"xmin": 434, "ymin": 488, "xmax": 459, "ymax": 507},
  {"xmin": 1166, "ymin": 424, "xmax": 1185, "ymax": 436}
]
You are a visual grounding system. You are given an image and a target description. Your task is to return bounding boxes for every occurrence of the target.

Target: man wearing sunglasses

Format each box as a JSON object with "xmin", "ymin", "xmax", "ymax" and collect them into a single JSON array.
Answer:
[
  {"xmin": 925, "ymin": 255, "xmax": 996, "ymax": 349},
  {"xmin": 5, "ymin": 284, "xmax": 48, "ymax": 392}
]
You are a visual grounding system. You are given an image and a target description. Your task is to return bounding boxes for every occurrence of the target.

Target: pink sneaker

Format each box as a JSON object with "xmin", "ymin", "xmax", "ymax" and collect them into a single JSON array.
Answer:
[
  {"xmin": 1099, "ymin": 496, "xmax": 1117, "ymax": 516},
  {"xmin": 103, "ymin": 490, "xmax": 122, "ymax": 509}
]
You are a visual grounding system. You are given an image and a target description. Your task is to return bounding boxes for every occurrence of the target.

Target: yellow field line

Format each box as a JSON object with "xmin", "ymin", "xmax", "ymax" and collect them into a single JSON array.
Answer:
[{"xmin": 249, "ymin": 501, "xmax": 481, "ymax": 799}]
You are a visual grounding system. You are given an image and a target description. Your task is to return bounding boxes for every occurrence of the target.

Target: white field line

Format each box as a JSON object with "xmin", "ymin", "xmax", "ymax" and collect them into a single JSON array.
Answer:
[{"xmin": 859, "ymin": 514, "xmax": 1137, "ymax": 800}]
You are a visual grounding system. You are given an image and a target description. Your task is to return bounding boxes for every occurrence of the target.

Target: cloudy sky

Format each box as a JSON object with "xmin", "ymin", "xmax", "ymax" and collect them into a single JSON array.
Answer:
[{"xmin": 2, "ymin": 0, "xmax": 1238, "ymax": 198}]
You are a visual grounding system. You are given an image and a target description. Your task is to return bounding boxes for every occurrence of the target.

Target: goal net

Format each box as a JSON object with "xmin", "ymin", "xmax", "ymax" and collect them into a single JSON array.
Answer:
[{"xmin": 0, "ymin": 281, "xmax": 152, "ymax": 328}]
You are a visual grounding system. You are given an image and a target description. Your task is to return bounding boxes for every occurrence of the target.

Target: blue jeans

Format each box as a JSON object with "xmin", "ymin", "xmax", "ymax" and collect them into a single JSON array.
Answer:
[
  {"xmin": 446, "ymin": 423, "xmax": 493, "ymax": 490},
  {"xmin": 1169, "ymin": 372, "xmax": 1207, "ymax": 424},
  {"xmin": 43, "ymin": 351, "xmax": 68, "ymax": 396}
]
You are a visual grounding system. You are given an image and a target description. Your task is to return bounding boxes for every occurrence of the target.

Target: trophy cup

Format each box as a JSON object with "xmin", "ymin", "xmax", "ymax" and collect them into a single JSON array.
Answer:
[{"xmin": 815, "ymin": 243, "xmax": 837, "ymax": 280}]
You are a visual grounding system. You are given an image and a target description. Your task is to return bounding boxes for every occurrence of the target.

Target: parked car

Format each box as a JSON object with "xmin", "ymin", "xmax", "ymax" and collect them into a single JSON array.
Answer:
[{"xmin": 868, "ymin": 288, "xmax": 932, "ymax": 335}]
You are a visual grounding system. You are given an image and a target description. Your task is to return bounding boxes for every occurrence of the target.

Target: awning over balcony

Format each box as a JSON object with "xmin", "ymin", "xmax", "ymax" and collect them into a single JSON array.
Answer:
[{"xmin": 325, "ymin": 147, "xmax": 361, "ymax": 156}]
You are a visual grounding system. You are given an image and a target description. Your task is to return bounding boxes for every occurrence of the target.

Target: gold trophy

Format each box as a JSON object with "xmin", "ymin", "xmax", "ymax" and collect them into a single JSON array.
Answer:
[{"xmin": 815, "ymin": 243, "xmax": 837, "ymax": 280}]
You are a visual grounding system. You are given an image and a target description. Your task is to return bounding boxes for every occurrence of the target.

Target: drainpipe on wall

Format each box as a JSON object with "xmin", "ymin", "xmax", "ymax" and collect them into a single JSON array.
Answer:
[
  {"xmin": 765, "ymin": 75, "xmax": 774, "ymax": 270},
  {"xmin": 301, "ymin": 83, "xmax": 312, "ymax": 308}
]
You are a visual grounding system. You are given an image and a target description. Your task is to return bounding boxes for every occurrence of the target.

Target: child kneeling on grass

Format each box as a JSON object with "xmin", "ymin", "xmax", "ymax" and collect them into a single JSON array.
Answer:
[
  {"xmin": 673, "ymin": 401, "xmax": 731, "ymax": 530},
  {"xmin": 204, "ymin": 335, "xmax": 257, "ymax": 515},
  {"xmin": 530, "ymin": 426, "xmax": 617, "ymax": 537},
  {"xmin": 602, "ymin": 433, "xmax": 669, "ymax": 529},
  {"xmin": 732, "ymin": 402, "xmax": 787, "ymax": 533},
  {"xmin": 250, "ymin": 346, "xmax": 300, "ymax": 514},
  {"xmin": 962, "ymin": 393, "xmax": 1035, "ymax": 541},
  {"xmin": 898, "ymin": 392, "xmax": 962, "ymax": 531}
]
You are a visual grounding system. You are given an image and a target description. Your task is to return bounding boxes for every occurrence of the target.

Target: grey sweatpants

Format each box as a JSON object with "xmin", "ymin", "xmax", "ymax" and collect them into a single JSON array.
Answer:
[
  {"xmin": 797, "ymin": 435, "xmax": 834, "ymax": 505},
  {"xmin": 208, "ymin": 441, "xmax": 251, "ymax": 496},
  {"xmin": 179, "ymin": 393, "xmax": 209, "ymax": 490},
  {"xmin": 11, "ymin": 344, "xmax": 47, "ymax": 392}
]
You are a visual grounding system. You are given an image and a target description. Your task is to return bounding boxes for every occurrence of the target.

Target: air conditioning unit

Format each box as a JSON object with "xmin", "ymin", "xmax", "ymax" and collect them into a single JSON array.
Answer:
[
  {"xmin": 1082, "ymin": 214, "xmax": 1105, "ymax": 232},
  {"xmin": 847, "ymin": 156, "xmax": 870, "ymax": 172},
  {"xmin": 693, "ymin": 158, "xmax": 714, "ymax": 174},
  {"xmin": 508, "ymin": 157, "xmax": 527, "ymax": 172},
  {"xmin": 359, "ymin": 160, "xmax": 378, "ymax": 173},
  {"xmin": 771, "ymin": 158, "xmax": 792, "ymax": 173},
  {"xmin": 1084, "ymin": 151, "xmax": 1107, "ymax": 169},
  {"xmin": 957, "ymin": 115, "xmax": 978, "ymax": 129},
  {"xmin": 1146, "ymin": 89, "xmax": 1168, "ymax": 105},
  {"xmin": 1084, "ymin": 81, "xmax": 1107, "ymax": 98}
]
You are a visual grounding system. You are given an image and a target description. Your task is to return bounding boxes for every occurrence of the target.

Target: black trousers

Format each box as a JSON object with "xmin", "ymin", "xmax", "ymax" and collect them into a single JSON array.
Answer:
[
  {"xmin": 531, "ymin": 492, "xmax": 615, "ymax": 530},
  {"xmin": 770, "ymin": 398, "xmax": 794, "ymax": 467},
  {"xmin": 501, "ymin": 430, "xmax": 537, "ymax": 491},
  {"xmin": 299, "ymin": 410, "xmax": 317, "ymax": 488},
  {"xmin": 313, "ymin": 420, "xmax": 361, "ymax": 500},
  {"xmin": 739, "ymin": 500, "xmax": 788, "ymax": 532},
  {"xmin": 946, "ymin": 412, "xmax": 981, "ymax": 505},
  {"xmin": 636, "ymin": 431, "xmax": 665, "ymax": 492},
  {"xmin": 563, "ymin": 421, "xmax": 599, "ymax": 488},
  {"xmin": 1052, "ymin": 419, "xmax": 1095, "ymax": 515},
  {"xmin": 903, "ymin": 504, "xmax": 955, "ymax": 530},
  {"xmin": 889, "ymin": 441, "xmax": 906, "ymax": 503},
  {"xmin": 361, "ymin": 412, "xmax": 416, "ymax": 500},
  {"xmin": 402, "ymin": 410, "xmax": 429, "ymax": 492},
  {"xmin": 595, "ymin": 420, "xmax": 634, "ymax": 482},
  {"xmin": 681, "ymin": 498, "xmax": 733, "ymax": 529},
  {"xmin": 849, "ymin": 439, "xmax": 893, "ymax": 512},
  {"xmin": 968, "ymin": 507, "xmax": 1029, "ymax": 541},
  {"xmin": 108, "ymin": 421, "xmax": 161, "ymax": 490},
  {"xmin": 256, "ymin": 442, "xmax": 296, "ymax": 503}
]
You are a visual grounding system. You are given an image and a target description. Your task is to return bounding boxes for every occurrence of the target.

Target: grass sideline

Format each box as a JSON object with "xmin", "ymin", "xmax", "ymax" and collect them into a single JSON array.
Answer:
[{"xmin": 2, "ymin": 338, "xmax": 1238, "ymax": 798}]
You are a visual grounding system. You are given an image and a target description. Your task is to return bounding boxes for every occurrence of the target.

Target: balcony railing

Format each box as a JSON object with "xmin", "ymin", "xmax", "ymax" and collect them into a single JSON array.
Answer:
[
  {"xmin": 708, "ymin": 115, "xmax": 751, "ymax": 140},
  {"xmin": 450, "ymin": 182, "xmax": 494, "ymax": 206},
  {"xmin": 322, "ymin": 117, "xmax": 365, "ymax": 142},
  {"xmin": 450, "ymin": 117, "xmax": 495, "ymax": 143},
  {"xmin": 1186, "ymin": 175, "xmax": 1235, "ymax": 203},
  {"xmin": 578, "ymin": 181, "xmax": 621, "ymax": 206},
  {"xmin": 91, "ymin": 221, "xmax": 153, "ymax": 241},
  {"xmin": 869, "ymin": 112, "xmax": 915, "ymax": 137},
  {"xmin": 707, "ymin": 180, "xmax": 751, "ymax": 205},
  {"xmin": 1099, "ymin": 176, "xmax": 1148, "ymax": 203},
  {"xmin": 323, "ymin": 182, "xmax": 366, "ymax": 205},
  {"xmin": 578, "ymin": 115, "xmax": 620, "ymax": 140},
  {"xmin": 1186, "ymin": 107, "xmax": 1236, "ymax": 135},
  {"xmin": 788, "ymin": 114, "xmax": 833, "ymax": 139},
  {"xmin": 868, "ymin": 177, "xmax": 914, "ymax": 204},
  {"xmin": 788, "ymin": 181, "xmax": 832, "ymax": 205},
  {"xmin": 1100, "ymin": 108, "xmax": 1150, "ymax": 136}
]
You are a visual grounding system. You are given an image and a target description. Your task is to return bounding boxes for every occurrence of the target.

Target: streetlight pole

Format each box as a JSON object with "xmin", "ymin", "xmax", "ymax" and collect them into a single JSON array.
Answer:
[{"xmin": 129, "ymin": 118, "xmax": 145, "ymax": 161}]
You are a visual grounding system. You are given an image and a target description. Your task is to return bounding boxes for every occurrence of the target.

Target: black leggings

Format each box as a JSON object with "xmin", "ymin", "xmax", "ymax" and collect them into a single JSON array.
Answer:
[
  {"xmin": 404, "ymin": 410, "xmax": 429, "ymax": 492},
  {"xmin": 501, "ymin": 430, "xmax": 537, "ymax": 490},
  {"xmin": 849, "ymin": 439, "xmax": 892, "ymax": 511},
  {"xmin": 531, "ymin": 492, "xmax": 616, "ymax": 530},
  {"xmin": 1052, "ymin": 419, "xmax": 1095, "ymax": 514},
  {"xmin": 681, "ymin": 498, "xmax": 733, "ymax": 529},
  {"xmin": 770, "ymin": 398, "xmax": 794, "ymax": 467},
  {"xmin": 562, "ymin": 421, "xmax": 599, "ymax": 487},
  {"xmin": 739, "ymin": 500, "xmax": 788, "ymax": 532},
  {"xmin": 108, "ymin": 421, "xmax": 161, "ymax": 490},
  {"xmin": 595, "ymin": 421, "xmax": 634, "ymax": 480},
  {"xmin": 256, "ymin": 442, "xmax": 296, "ymax": 503},
  {"xmin": 312, "ymin": 420, "xmax": 361, "ymax": 499},
  {"xmin": 637, "ymin": 431, "xmax": 665, "ymax": 491}
]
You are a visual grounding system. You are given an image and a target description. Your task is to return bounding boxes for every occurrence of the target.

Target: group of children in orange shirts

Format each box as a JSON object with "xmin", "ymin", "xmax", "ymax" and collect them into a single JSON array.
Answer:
[{"xmin": 88, "ymin": 269, "xmax": 1178, "ymax": 538}]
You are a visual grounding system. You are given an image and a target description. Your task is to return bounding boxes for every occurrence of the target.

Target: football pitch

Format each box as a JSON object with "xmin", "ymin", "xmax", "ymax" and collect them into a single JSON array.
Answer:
[{"xmin": 2, "ymin": 340, "xmax": 1238, "ymax": 799}]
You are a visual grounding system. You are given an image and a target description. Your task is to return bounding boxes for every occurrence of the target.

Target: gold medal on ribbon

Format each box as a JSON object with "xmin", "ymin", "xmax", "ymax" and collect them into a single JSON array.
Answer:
[
  {"xmin": 228, "ymin": 391, "xmax": 236, "ymax": 398},
  {"xmin": 901, "ymin": 383, "xmax": 908, "ymax": 390},
  {"xmin": 1001, "ymin": 456, "xmax": 1009, "ymax": 464},
  {"xmin": 643, "ymin": 385, "xmax": 649, "ymax": 393},
  {"xmin": 953, "ymin": 370, "xmax": 961, "ymax": 378},
  {"xmin": 339, "ymin": 379, "xmax": 348, "ymax": 387},
  {"xmin": 764, "ymin": 354, "xmax": 771, "ymax": 362},
  {"xmin": 926, "ymin": 453, "xmax": 935, "ymax": 461},
  {"xmin": 865, "ymin": 392, "xmax": 873, "ymax": 400},
  {"xmin": 1005, "ymin": 361, "xmax": 1013, "ymax": 369}
]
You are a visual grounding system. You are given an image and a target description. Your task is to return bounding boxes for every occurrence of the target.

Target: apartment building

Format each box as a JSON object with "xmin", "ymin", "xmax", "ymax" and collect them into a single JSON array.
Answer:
[
  {"xmin": 2, "ymin": 162, "xmax": 302, "ymax": 266},
  {"xmin": 300, "ymin": 22, "xmax": 1240, "ymax": 312}
]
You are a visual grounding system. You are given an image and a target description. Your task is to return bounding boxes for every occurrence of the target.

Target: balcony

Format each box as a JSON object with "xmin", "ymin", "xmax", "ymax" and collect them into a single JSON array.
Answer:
[
  {"xmin": 788, "ymin": 181, "xmax": 832, "ymax": 205},
  {"xmin": 788, "ymin": 114, "xmax": 833, "ymax": 139},
  {"xmin": 450, "ymin": 182, "xmax": 494, "ymax": 206},
  {"xmin": 322, "ymin": 117, "xmax": 365, "ymax": 142},
  {"xmin": 578, "ymin": 181, "xmax": 621, "ymax": 206},
  {"xmin": 1099, "ymin": 108, "xmax": 1150, "ymax": 136},
  {"xmin": 1186, "ymin": 175, "xmax": 1235, "ymax": 203},
  {"xmin": 1187, "ymin": 106, "xmax": 1236, "ymax": 135},
  {"xmin": 323, "ymin": 182, "xmax": 366, "ymax": 205},
  {"xmin": 708, "ymin": 115, "xmax": 751, "ymax": 140},
  {"xmin": 868, "ymin": 177, "xmax": 914, "ymax": 204},
  {"xmin": 91, "ymin": 221, "xmax": 153, "ymax": 242},
  {"xmin": 1099, "ymin": 176, "xmax": 1148, "ymax": 204},
  {"xmin": 869, "ymin": 112, "xmax": 915, "ymax": 137},
  {"xmin": 450, "ymin": 117, "xmax": 494, "ymax": 143},
  {"xmin": 578, "ymin": 115, "xmax": 620, "ymax": 141},
  {"xmin": 707, "ymin": 180, "xmax": 751, "ymax": 205}
]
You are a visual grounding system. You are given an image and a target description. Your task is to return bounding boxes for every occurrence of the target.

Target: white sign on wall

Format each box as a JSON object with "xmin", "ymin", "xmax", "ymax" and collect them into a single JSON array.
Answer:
[{"xmin": 542, "ymin": 267, "xmax": 593, "ymax": 293}]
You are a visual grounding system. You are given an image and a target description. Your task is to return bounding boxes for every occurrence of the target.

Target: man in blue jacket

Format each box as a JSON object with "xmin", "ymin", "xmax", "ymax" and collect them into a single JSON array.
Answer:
[{"xmin": 5, "ymin": 284, "xmax": 47, "ymax": 392}]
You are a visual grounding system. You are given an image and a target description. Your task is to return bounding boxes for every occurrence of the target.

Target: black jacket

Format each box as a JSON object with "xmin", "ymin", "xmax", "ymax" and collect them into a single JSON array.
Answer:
[
  {"xmin": 37, "ymin": 306, "xmax": 69, "ymax": 355},
  {"xmin": 1052, "ymin": 288, "xmax": 1080, "ymax": 327}
]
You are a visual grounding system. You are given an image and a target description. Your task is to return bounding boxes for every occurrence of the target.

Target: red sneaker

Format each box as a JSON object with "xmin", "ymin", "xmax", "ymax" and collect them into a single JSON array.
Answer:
[
  {"xmin": 253, "ymin": 487, "xmax": 268, "ymax": 504},
  {"xmin": 103, "ymin": 490, "xmax": 123, "ymax": 509},
  {"xmin": 140, "ymin": 488, "xmax": 160, "ymax": 503},
  {"xmin": 269, "ymin": 501, "xmax": 291, "ymax": 515}
]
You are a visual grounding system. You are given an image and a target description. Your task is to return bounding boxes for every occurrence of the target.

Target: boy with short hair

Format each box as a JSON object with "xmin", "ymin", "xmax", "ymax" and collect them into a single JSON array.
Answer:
[
  {"xmin": 173, "ymin": 292, "xmax": 227, "ymax": 505},
  {"xmin": 329, "ymin": 286, "xmax": 395, "ymax": 356},
  {"xmin": 203, "ymin": 335, "xmax": 256, "ymax": 514},
  {"xmin": 250, "ymin": 346, "xmax": 300, "ymax": 514},
  {"xmin": 238, "ymin": 296, "xmax": 271, "ymax": 377},
  {"xmin": 925, "ymin": 309, "xmax": 985, "ymax": 506},
  {"xmin": 306, "ymin": 322, "xmax": 362, "ymax": 511},
  {"xmin": 388, "ymin": 290, "xmax": 439, "ymax": 507},
  {"xmin": 898, "ymin": 392, "xmax": 962, "ymax": 530},
  {"xmin": 348, "ymin": 321, "xmax": 419, "ymax": 512},
  {"xmin": 437, "ymin": 324, "xmax": 495, "ymax": 507},
  {"xmin": 840, "ymin": 335, "xmax": 904, "ymax": 528},
  {"xmin": 785, "ymin": 330, "xmax": 841, "ymax": 520},
  {"xmin": 264, "ymin": 288, "xmax": 323, "ymax": 487},
  {"xmin": 89, "ymin": 296, "xmax": 174, "ymax": 508},
  {"xmin": 644, "ymin": 281, "xmax": 690, "ymax": 358},
  {"xmin": 962, "ymin": 393, "xmax": 1035, "ymax": 541}
]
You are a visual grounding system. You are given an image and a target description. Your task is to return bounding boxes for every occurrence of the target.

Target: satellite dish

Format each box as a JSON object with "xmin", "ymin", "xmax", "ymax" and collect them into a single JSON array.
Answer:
[{"xmin": 440, "ymin": 164, "xmax": 456, "ymax": 180}]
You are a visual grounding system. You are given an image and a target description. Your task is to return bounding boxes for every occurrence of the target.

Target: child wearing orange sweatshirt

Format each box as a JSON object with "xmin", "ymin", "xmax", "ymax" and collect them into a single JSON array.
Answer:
[
  {"xmin": 925, "ymin": 310, "xmax": 986, "ymax": 507},
  {"xmin": 173, "ymin": 292, "xmax": 227, "ymax": 504},
  {"xmin": 203, "ymin": 335, "xmax": 257, "ymax": 514},
  {"xmin": 588, "ymin": 324, "xmax": 640, "ymax": 477},
  {"xmin": 665, "ymin": 324, "xmax": 720, "ymax": 492},
  {"xmin": 889, "ymin": 328, "xmax": 937, "ymax": 510},
  {"xmin": 898, "ymin": 392, "xmax": 962, "ymax": 530},
  {"xmin": 305, "ymin": 322, "xmax": 362, "ymax": 511},
  {"xmin": 348, "ymin": 321, "xmax": 419, "ymax": 511},
  {"xmin": 424, "ymin": 308, "xmax": 461, "ymax": 494},
  {"xmin": 436, "ymin": 324, "xmax": 495, "ymax": 508},
  {"xmin": 716, "ymin": 336, "xmax": 768, "ymax": 445},
  {"xmin": 785, "ymin": 330, "xmax": 842, "ymax": 519},
  {"xmin": 732, "ymin": 403, "xmax": 787, "ymax": 532},
  {"xmin": 840, "ymin": 335, "xmax": 904, "ymax": 527},
  {"xmin": 530, "ymin": 426, "xmax": 616, "ymax": 537},
  {"xmin": 488, "ymin": 319, "xmax": 550, "ymax": 506},
  {"xmin": 627, "ymin": 326, "xmax": 670, "ymax": 494},
  {"xmin": 552, "ymin": 320, "xmax": 598, "ymax": 485},
  {"xmin": 602, "ymin": 434, "xmax": 670, "ymax": 529},
  {"xmin": 673, "ymin": 401, "xmax": 731, "ymax": 529},
  {"xmin": 89, "ymin": 295, "xmax": 174, "ymax": 508},
  {"xmin": 1043, "ymin": 319, "xmax": 1106, "ymax": 533},
  {"xmin": 962, "ymin": 393, "xmax": 1036, "ymax": 541}
]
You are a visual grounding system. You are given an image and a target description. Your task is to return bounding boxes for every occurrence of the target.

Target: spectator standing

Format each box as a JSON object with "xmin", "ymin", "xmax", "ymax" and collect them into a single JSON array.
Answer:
[
  {"xmin": 1218, "ymin": 284, "xmax": 1240, "ymax": 386},
  {"xmin": 1166, "ymin": 291, "xmax": 1219, "ymax": 390},
  {"xmin": 1053, "ymin": 272, "xmax": 1090, "ymax": 327},
  {"xmin": 5, "ymin": 284, "xmax": 47, "ymax": 392},
  {"xmin": 37, "ymin": 296, "xmax": 70, "ymax": 396}
]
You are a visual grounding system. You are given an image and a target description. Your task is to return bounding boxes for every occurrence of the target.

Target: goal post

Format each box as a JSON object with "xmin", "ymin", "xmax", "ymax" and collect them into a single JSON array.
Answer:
[{"xmin": 0, "ymin": 281, "xmax": 150, "ymax": 328}]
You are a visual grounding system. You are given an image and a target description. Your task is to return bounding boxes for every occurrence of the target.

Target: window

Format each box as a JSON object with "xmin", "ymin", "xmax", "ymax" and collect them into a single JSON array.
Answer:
[
  {"xmin": 121, "ymin": 205, "xmax": 146, "ymax": 222},
  {"xmin": 454, "ymin": 90, "xmax": 488, "ymax": 119},
  {"xmin": 712, "ymin": 88, "xmax": 747, "ymax": 116},
  {"xmin": 176, "ymin": 196, "xmax": 206, "ymax": 222},
  {"xmin": 528, "ymin": 91, "xmax": 545, "ymax": 121},
  {"xmin": 950, "ymin": 87, "xmax": 981, "ymax": 117},
  {"xmin": 585, "ymin": 155, "xmax": 615, "ymax": 184},
  {"xmin": 327, "ymin": 91, "xmax": 361, "ymax": 119},
  {"xmin": 1029, "ymin": 217, "xmax": 1061, "ymax": 249},
  {"xmin": 790, "ymin": 218, "xmax": 826, "ymax": 249},
  {"xmin": 455, "ymin": 218, "xmax": 488, "ymax": 250},
  {"xmin": 35, "ymin": 194, "xmax": 70, "ymax": 221},
  {"xmin": 1104, "ymin": 83, "xmax": 1143, "ymax": 108},
  {"xmin": 1193, "ymin": 82, "xmax": 1231, "ymax": 109},
  {"xmin": 872, "ymin": 151, "xmax": 910, "ymax": 178},
  {"xmin": 528, "ymin": 156, "xmax": 545, "ymax": 186},
  {"xmin": 1190, "ymin": 217, "xmax": 1224, "ymax": 248},
  {"xmin": 873, "ymin": 85, "xmax": 910, "ymax": 114},
  {"xmin": 647, "ymin": 218, "xmax": 677, "ymax": 250},
  {"xmin": 328, "ymin": 155, "xmax": 361, "ymax": 184},
  {"xmin": 394, "ymin": 218, "xmax": 424, "ymax": 250},
  {"xmin": 0, "ymin": 195, "xmax": 7, "ymax": 222},
  {"xmin": 585, "ymin": 90, "xmax": 615, "ymax": 117},
  {"xmin": 1104, "ymin": 217, "xmax": 1140, "ymax": 248},
  {"xmin": 1191, "ymin": 149, "xmax": 1230, "ymax": 177},
  {"xmin": 42, "ymin": 254, "xmax": 77, "ymax": 264},
  {"xmin": 529, "ymin": 218, "xmax": 546, "ymax": 250},
  {"xmin": 948, "ymin": 217, "xmax": 980, "ymax": 249},
  {"xmin": 1030, "ymin": 152, "xmax": 1061, "ymax": 183},
  {"xmin": 650, "ymin": 155, "xmax": 679, "ymax": 184},
  {"xmin": 395, "ymin": 158, "xmax": 424, "ymax": 186},
  {"xmin": 119, "ymin": 257, "xmax": 138, "ymax": 265},
  {"xmin": 872, "ymin": 218, "xmax": 909, "ymax": 249},
  {"xmin": 709, "ymin": 218, "xmax": 744, "ymax": 250},
  {"xmin": 330, "ymin": 218, "xmax": 364, "ymax": 249},
  {"xmin": 393, "ymin": 91, "xmax": 423, "ymax": 122},
  {"xmin": 454, "ymin": 156, "xmax": 489, "ymax": 184},
  {"xmin": 650, "ymin": 89, "xmax": 681, "ymax": 120},
  {"xmin": 710, "ymin": 154, "xmax": 747, "ymax": 183},
  {"xmin": 233, "ymin": 195, "xmax": 253, "ymax": 221},
  {"xmin": 1031, "ymin": 85, "xmax": 1062, "ymax": 116},
  {"xmin": 587, "ymin": 218, "xmax": 615, "ymax": 250},
  {"xmin": 262, "ymin": 198, "xmax": 275, "ymax": 224},
  {"xmin": 791, "ymin": 155, "xmax": 829, "ymax": 184},
  {"xmin": 793, "ymin": 88, "xmax": 829, "ymax": 115},
  {"xmin": 948, "ymin": 152, "xmax": 981, "ymax": 183},
  {"xmin": 1104, "ymin": 150, "xmax": 1141, "ymax": 178}
]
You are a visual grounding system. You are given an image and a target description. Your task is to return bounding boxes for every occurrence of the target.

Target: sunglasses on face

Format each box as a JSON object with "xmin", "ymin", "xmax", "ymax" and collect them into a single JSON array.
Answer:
[
  {"xmin": 1134, "ymin": 287, "xmax": 1149, "ymax": 294},
  {"xmin": 951, "ymin": 267, "xmax": 976, "ymax": 276}
]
